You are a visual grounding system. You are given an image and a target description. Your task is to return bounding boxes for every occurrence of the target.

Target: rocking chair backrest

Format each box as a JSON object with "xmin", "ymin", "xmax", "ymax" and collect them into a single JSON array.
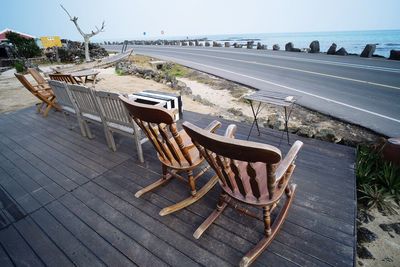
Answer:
[
  {"xmin": 49, "ymin": 73, "xmax": 79, "ymax": 84},
  {"xmin": 183, "ymin": 121, "xmax": 282, "ymax": 203},
  {"xmin": 119, "ymin": 95, "xmax": 193, "ymax": 167},
  {"xmin": 28, "ymin": 68, "xmax": 47, "ymax": 85}
]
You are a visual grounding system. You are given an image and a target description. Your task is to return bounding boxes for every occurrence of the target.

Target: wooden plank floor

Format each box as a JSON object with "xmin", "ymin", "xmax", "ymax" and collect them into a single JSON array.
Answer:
[{"xmin": 0, "ymin": 107, "xmax": 356, "ymax": 266}]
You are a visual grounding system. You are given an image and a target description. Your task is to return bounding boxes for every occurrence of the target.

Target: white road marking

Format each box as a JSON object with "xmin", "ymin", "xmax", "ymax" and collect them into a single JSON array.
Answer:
[
  {"xmin": 140, "ymin": 52, "xmax": 400, "ymax": 124},
  {"xmin": 136, "ymin": 46, "xmax": 400, "ymax": 73},
  {"xmin": 138, "ymin": 47, "xmax": 400, "ymax": 91}
]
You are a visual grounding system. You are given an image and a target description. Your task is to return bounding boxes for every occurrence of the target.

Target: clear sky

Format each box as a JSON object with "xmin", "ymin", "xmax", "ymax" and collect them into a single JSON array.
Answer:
[{"xmin": 1, "ymin": 0, "xmax": 399, "ymax": 41}]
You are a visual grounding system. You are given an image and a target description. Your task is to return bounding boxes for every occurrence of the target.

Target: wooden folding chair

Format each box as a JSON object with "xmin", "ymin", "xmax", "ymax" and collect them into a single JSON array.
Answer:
[
  {"xmin": 49, "ymin": 73, "xmax": 80, "ymax": 84},
  {"xmin": 183, "ymin": 121, "xmax": 303, "ymax": 267},
  {"xmin": 48, "ymin": 80, "xmax": 87, "ymax": 137},
  {"xmin": 93, "ymin": 90, "xmax": 147, "ymax": 162},
  {"xmin": 66, "ymin": 84, "xmax": 103, "ymax": 139},
  {"xmin": 119, "ymin": 96, "xmax": 221, "ymax": 216},
  {"xmin": 14, "ymin": 73, "xmax": 60, "ymax": 117},
  {"xmin": 27, "ymin": 68, "xmax": 50, "ymax": 90}
]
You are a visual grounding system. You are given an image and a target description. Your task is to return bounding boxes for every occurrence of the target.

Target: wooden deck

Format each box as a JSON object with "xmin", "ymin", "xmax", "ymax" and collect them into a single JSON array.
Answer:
[{"xmin": 0, "ymin": 107, "xmax": 356, "ymax": 266}]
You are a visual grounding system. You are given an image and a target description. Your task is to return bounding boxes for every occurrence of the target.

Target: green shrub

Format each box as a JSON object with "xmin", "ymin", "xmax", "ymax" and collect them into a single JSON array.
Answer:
[
  {"xmin": 356, "ymin": 144, "xmax": 400, "ymax": 213},
  {"xmin": 6, "ymin": 31, "xmax": 42, "ymax": 59},
  {"xmin": 358, "ymin": 184, "xmax": 397, "ymax": 214},
  {"xmin": 163, "ymin": 64, "xmax": 188, "ymax": 78},
  {"xmin": 14, "ymin": 60, "xmax": 25, "ymax": 73}
]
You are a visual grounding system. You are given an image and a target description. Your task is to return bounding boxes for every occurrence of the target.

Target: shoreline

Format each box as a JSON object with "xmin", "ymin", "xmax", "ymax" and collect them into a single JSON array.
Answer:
[{"xmin": 97, "ymin": 29, "xmax": 400, "ymax": 58}]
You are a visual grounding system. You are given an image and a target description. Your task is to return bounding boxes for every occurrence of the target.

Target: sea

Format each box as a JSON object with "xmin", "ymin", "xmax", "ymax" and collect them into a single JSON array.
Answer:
[{"xmin": 107, "ymin": 30, "xmax": 400, "ymax": 58}]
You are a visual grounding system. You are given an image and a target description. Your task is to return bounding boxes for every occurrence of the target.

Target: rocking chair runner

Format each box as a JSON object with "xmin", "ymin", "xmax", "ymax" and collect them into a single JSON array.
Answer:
[
  {"xmin": 119, "ymin": 96, "xmax": 221, "ymax": 216},
  {"xmin": 183, "ymin": 121, "xmax": 303, "ymax": 267}
]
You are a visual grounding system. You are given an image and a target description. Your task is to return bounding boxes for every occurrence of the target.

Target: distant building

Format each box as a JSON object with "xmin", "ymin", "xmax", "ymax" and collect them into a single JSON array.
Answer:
[{"xmin": 0, "ymin": 28, "xmax": 35, "ymax": 42}]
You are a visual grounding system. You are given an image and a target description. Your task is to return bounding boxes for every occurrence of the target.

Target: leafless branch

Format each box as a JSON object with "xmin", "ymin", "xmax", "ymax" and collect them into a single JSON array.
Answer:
[{"xmin": 60, "ymin": 4, "xmax": 105, "ymax": 38}]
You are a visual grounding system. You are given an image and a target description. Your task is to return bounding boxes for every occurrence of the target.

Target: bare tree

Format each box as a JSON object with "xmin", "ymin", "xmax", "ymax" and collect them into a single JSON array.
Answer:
[{"xmin": 61, "ymin": 4, "xmax": 105, "ymax": 62}]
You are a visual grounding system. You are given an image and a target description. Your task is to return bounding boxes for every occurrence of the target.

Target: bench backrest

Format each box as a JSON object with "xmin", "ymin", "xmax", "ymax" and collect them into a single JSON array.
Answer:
[{"xmin": 49, "ymin": 73, "xmax": 79, "ymax": 84}]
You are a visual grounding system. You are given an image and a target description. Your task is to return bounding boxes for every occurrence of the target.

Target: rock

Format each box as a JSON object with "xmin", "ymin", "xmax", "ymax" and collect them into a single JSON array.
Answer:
[
  {"xmin": 257, "ymin": 43, "xmax": 267, "ymax": 50},
  {"xmin": 357, "ymin": 245, "xmax": 375, "ymax": 259},
  {"xmin": 287, "ymin": 120, "xmax": 301, "ymax": 133},
  {"xmin": 327, "ymin": 43, "xmax": 337, "ymax": 55},
  {"xmin": 195, "ymin": 40, "xmax": 199, "ymax": 46},
  {"xmin": 192, "ymin": 94, "xmax": 202, "ymax": 102},
  {"xmin": 379, "ymin": 223, "xmax": 400, "ymax": 235},
  {"xmin": 267, "ymin": 114, "xmax": 285, "ymax": 131},
  {"xmin": 180, "ymin": 86, "xmax": 192, "ymax": 95},
  {"xmin": 188, "ymin": 41, "xmax": 194, "ymax": 46},
  {"xmin": 181, "ymin": 42, "xmax": 187, "ymax": 46},
  {"xmin": 297, "ymin": 125, "xmax": 316, "ymax": 137},
  {"xmin": 233, "ymin": 43, "xmax": 243, "ymax": 48},
  {"xmin": 357, "ymin": 210, "xmax": 375, "ymax": 224},
  {"xmin": 335, "ymin": 47, "xmax": 348, "ymax": 56},
  {"xmin": 360, "ymin": 44, "xmax": 376, "ymax": 58},
  {"xmin": 382, "ymin": 257, "xmax": 394, "ymax": 263},
  {"xmin": 192, "ymin": 95, "xmax": 213, "ymax": 106},
  {"xmin": 227, "ymin": 108, "xmax": 243, "ymax": 116},
  {"xmin": 309, "ymin": 40, "xmax": 320, "ymax": 53},
  {"xmin": 247, "ymin": 41, "xmax": 254, "ymax": 49},
  {"xmin": 389, "ymin": 50, "xmax": 400, "ymax": 60},
  {"xmin": 272, "ymin": 44, "xmax": 280, "ymax": 51},
  {"xmin": 315, "ymin": 127, "xmax": 342, "ymax": 143},
  {"xmin": 212, "ymin": 42, "xmax": 222, "ymax": 47},
  {"xmin": 224, "ymin": 42, "xmax": 230, "ymax": 48},
  {"xmin": 357, "ymin": 227, "xmax": 377, "ymax": 243},
  {"xmin": 205, "ymin": 41, "xmax": 210, "ymax": 47},
  {"xmin": 285, "ymin": 42, "xmax": 294, "ymax": 51},
  {"xmin": 285, "ymin": 42, "xmax": 301, "ymax": 52}
]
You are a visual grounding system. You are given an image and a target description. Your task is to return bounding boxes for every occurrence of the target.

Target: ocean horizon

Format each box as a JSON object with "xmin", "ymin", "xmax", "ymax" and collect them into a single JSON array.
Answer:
[{"xmin": 96, "ymin": 29, "xmax": 400, "ymax": 58}]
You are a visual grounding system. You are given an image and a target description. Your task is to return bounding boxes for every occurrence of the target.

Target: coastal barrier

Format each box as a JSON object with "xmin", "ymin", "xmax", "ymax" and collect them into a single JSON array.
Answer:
[{"xmin": 100, "ymin": 39, "xmax": 400, "ymax": 60}]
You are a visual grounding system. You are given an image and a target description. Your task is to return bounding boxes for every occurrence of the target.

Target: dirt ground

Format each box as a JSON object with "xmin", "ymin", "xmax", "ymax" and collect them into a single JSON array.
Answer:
[{"xmin": 357, "ymin": 208, "xmax": 400, "ymax": 267}]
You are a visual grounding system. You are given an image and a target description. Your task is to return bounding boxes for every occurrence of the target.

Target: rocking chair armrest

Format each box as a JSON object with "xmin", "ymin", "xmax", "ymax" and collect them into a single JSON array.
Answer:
[
  {"xmin": 204, "ymin": 120, "xmax": 221, "ymax": 133},
  {"xmin": 224, "ymin": 124, "xmax": 237, "ymax": 139},
  {"xmin": 275, "ymin": 140, "xmax": 303, "ymax": 180},
  {"xmin": 170, "ymin": 108, "xmax": 179, "ymax": 115}
]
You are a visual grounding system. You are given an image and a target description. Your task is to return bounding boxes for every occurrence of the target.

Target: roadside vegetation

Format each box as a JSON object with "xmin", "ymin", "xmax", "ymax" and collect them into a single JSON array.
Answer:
[{"xmin": 356, "ymin": 144, "xmax": 400, "ymax": 214}]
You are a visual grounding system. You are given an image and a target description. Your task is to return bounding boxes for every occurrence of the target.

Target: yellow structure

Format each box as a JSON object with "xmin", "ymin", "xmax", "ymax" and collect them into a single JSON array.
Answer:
[{"xmin": 40, "ymin": 36, "xmax": 62, "ymax": 48}]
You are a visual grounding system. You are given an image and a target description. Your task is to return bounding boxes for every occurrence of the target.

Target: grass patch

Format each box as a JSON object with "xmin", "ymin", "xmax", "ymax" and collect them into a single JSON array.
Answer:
[
  {"xmin": 356, "ymin": 144, "xmax": 400, "ymax": 214},
  {"xmin": 115, "ymin": 69, "xmax": 124, "ymax": 76},
  {"xmin": 128, "ymin": 55, "xmax": 152, "ymax": 68},
  {"xmin": 163, "ymin": 64, "xmax": 189, "ymax": 78}
]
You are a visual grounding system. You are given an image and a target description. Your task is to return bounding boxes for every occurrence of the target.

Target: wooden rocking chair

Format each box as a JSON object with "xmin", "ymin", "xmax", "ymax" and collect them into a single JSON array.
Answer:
[
  {"xmin": 183, "ymin": 121, "xmax": 303, "ymax": 267},
  {"xmin": 15, "ymin": 73, "xmax": 60, "ymax": 117},
  {"xmin": 119, "ymin": 96, "xmax": 222, "ymax": 216}
]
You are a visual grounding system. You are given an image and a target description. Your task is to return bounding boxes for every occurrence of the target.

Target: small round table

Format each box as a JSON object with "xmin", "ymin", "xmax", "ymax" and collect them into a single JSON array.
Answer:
[{"xmin": 70, "ymin": 69, "xmax": 100, "ymax": 85}]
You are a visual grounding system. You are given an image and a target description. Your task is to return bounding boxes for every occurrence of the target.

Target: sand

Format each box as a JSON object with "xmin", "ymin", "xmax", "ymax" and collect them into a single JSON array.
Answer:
[
  {"xmin": 358, "ymin": 209, "xmax": 400, "ymax": 267},
  {"xmin": 95, "ymin": 68, "xmax": 217, "ymax": 115},
  {"xmin": 0, "ymin": 69, "xmax": 38, "ymax": 114}
]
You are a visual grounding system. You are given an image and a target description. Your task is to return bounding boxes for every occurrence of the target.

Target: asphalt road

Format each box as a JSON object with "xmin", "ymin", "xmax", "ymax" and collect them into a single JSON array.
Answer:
[{"xmin": 103, "ymin": 45, "xmax": 400, "ymax": 137}]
